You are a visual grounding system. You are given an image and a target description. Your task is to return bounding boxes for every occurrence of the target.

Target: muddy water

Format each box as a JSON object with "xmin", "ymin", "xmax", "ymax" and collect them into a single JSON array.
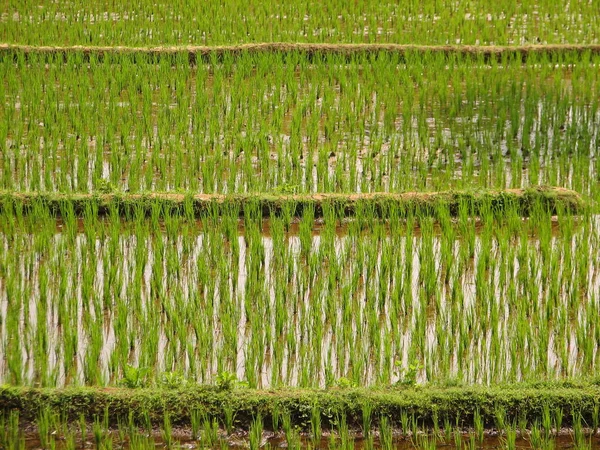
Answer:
[
  {"xmin": 0, "ymin": 215, "xmax": 597, "ymax": 388},
  {"xmin": 3, "ymin": 65, "xmax": 599, "ymax": 195},
  {"xmin": 19, "ymin": 429, "xmax": 600, "ymax": 449},
  {"xmin": 8, "ymin": 101, "xmax": 599, "ymax": 195}
]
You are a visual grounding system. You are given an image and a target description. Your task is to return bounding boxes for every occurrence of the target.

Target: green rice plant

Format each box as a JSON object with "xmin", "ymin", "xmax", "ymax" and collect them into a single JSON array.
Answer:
[
  {"xmin": 517, "ymin": 413, "xmax": 528, "ymax": 438},
  {"xmin": 92, "ymin": 416, "xmax": 110, "ymax": 449},
  {"xmin": 190, "ymin": 409, "xmax": 202, "ymax": 440},
  {"xmin": 399, "ymin": 410, "xmax": 409, "ymax": 436},
  {"xmin": 592, "ymin": 401, "xmax": 599, "ymax": 434},
  {"xmin": 379, "ymin": 415, "xmax": 393, "ymax": 450},
  {"xmin": 431, "ymin": 410, "xmax": 440, "ymax": 439},
  {"xmin": 249, "ymin": 415, "xmax": 263, "ymax": 450},
  {"xmin": 162, "ymin": 410, "xmax": 173, "ymax": 448},
  {"xmin": 500, "ymin": 421, "xmax": 517, "ymax": 450},
  {"xmin": 363, "ymin": 433, "xmax": 374, "ymax": 450},
  {"xmin": 222, "ymin": 403, "xmax": 237, "ymax": 435},
  {"xmin": 414, "ymin": 434, "xmax": 437, "ymax": 450},
  {"xmin": 542, "ymin": 404, "xmax": 553, "ymax": 439},
  {"xmin": 129, "ymin": 431, "xmax": 156, "ymax": 450},
  {"xmin": 530, "ymin": 421, "xmax": 543, "ymax": 449},
  {"xmin": 311, "ymin": 403, "xmax": 322, "ymax": 443},
  {"xmin": 443, "ymin": 416, "xmax": 452, "ymax": 443},
  {"xmin": 116, "ymin": 417, "xmax": 128, "ymax": 447},
  {"xmin": 453, "ymin": 426, "xmax": 463, "ymax": 449},
  {"xmin": 494, "ymin": 405, "xmax": 506, "ymax": 434},
  {"xmin": 0, "ymin": 158, "xmax": 599, "ymax": 390},
  {"xmin": 473, "ymin": 409, "xmax": 484, "ymax": 444},
  {"xmin": 554, "ymin": 407, "xmax": 563, "ymax": 433},
  {"xmin": 141, "ymin": 409, "xmax": 152, "ymax": 435},
  {"xmin": 283, "ymin": 412, "xmax": 301, "ymax": 450},
  {"xmin": 159, "ymin": 370, "xmax": 186, "ymax": 389},
  {"xmin": 2, "ymin": 1, "xmax": 600, "ymax": 47},
  {"xmin": 119, "ymin": 365, "xmax": 150, "ymax": 388},
  {"xmin": 571, "ymin": 411, "xmax": 590, "ymax": 450},
  {"xmin": 63, "ymin": 430, "xmax": 76, "ymax": 450},
  {"xmin": 202, "ymin": 414, "xmax": 220, "ymax": 447},
  {"xmin": 0, "ymin": 411, "xmax": 22, "ymax": 449},
  {"xmin": 361, "ymin": 401, "xmax": 373, "ymax": 438},
  {"xmin": 410, "ymin": 413, "xmax": 420, "ymax": 439},
  {"xmin": 336, "ymin": 412, "xmax": 353, "ymax": 450},
  {"xmin": 36, "ymin": 407, "xmax": 52, "ymax": 449},
  {"xmin": 79, "ymin": 414, "xmax": 87, "ymax": 446},
  {"xmin": 3, "ymin": 53, "xmax": 600, "ymax": 197}
]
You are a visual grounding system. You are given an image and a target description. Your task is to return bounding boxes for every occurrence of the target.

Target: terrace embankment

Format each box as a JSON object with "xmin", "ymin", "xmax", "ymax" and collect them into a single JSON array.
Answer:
[
  {"xmin": 2, "ymin": 43, "xmax": 600, "ymax": 63},
  {"xmin": 0, "ymin": 186, "xmax": 585, "ymax": 219},
  {"xmin": 1, "ymin": 382, "xmax": 599, "ymax": 429}
]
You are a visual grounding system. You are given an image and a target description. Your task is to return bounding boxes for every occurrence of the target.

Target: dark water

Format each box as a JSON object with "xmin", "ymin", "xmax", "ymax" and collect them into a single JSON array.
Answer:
[{"xmin": 20, "ymin": 428, "xmax": 600, "ymax": 449}]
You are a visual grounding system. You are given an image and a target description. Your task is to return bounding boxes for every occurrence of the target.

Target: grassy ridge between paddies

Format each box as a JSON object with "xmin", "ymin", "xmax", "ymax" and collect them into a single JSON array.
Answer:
[
  {"xmin": 2, "ymin": 43, "xmax": 600, "ymax": 63},
  {"xmin": 0, "ymin": 186, "xmax": 585, "ymax": 219},
  {"xmin": 1, "ymin": 382, "xmax": 600, "ymax": 430}
]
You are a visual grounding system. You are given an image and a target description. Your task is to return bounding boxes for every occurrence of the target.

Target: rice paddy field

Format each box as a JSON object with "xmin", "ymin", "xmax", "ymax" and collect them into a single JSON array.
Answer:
[
  {"xmin": 2, "ymin": 1, "xmax": 600, "ymax": 449},
  {"xmin": 1, "ymin": 51, "xmax": 600, "ymax": 195},
  {"xmin": 2, "ymin": 0, "xmax": 600, "ymax": 46}
]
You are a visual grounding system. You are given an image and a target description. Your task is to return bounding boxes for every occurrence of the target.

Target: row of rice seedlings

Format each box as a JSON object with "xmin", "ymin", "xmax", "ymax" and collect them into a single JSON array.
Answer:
[
  {"xmin": 2, "ymin": 408, "xmax": 178, "ymax": 449},
  {"xmin": 3, "ymin": 0, "xmax": 599, "ymax": 46},
  {"xmin": 0, "ymin": 199, "xmax": 597, "ymax": 387},
  {"xmin": 2, "ymin": 402, "xmax": 598, "ymax": 449},
  {"xmin": 1, "ymin": 51, "xmax": 599, "ymax": 198}
]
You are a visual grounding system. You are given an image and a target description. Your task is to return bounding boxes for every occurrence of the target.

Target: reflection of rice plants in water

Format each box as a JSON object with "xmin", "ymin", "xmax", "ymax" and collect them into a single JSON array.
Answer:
[
  {"xmin": 2, "ymin": 406, "xmax": 596, "ymax": 448},
  {"xmin": 1, "ymin": 201, "xmax": 598, "ymax": 389},
  {"xmin": 3, "ymin": 0, "xmax": 600, "ymax": 46},
  {"xmin": 3, "ymin": 3, "xmax": 600, "ymax": 446},
  {"xmin": 2, "ymin": 53, "xmax": 600, "ymax": 198}
]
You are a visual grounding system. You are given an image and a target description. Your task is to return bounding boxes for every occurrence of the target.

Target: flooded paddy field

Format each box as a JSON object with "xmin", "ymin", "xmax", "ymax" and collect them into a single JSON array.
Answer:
[
  {"xmin": 1, "ymin": 53, "xmax": 600, "ymax": 198},
  {"xmin": 2, "ymin": 0, "xmax": 600, "ymax": 47},
  {"xmin": 3, "ymin": 4, "xmax": 600, "ymax": 445},
  {"xmin": 1, "ymin": 205, "xmax": 598, "ymax": 389},
  {"xmin": 11, "ymin": 428, "xmax": 600, "ymax": 450}
]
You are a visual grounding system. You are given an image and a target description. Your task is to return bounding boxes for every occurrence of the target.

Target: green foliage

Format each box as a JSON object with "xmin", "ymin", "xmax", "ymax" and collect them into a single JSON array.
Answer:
[
  {"xmin": 335, "ymin": 377, "xmax": 357, "ymax": 389},
  {"xmin": 273, "ymin": 183, "xmax": 300, "ymax": 194},
  {"xmin": 1, "ymin": 26, "xmax": 600, "ymax": 436},
  {"xmin": 96, "ymin": 179, "xmax": 116, "ymax": 194},
  {"xmin": 216, "ymin": 371, "xmax": 238, "ymax": 392},
  {"xmin": 119, "ymin": 365, "xmax": 150, "ymax": 389},
  {"xmin": 0, "ymin": 194, "xmax": 595, "ymax": 389},
  {"xmin": 1, "ymin": 383, "xmax": 600, "ymax": 444},
  {"xmin": 395, "ymin": 360, "xmax": 423, "ymax": 387},
  {"xmin": 159, "ymin": 371, "xmax": 186, "ymax": 389}
]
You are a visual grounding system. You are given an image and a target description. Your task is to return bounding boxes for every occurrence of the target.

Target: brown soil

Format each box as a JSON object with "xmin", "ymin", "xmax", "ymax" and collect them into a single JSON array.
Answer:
[{"xmin": 1, "ymin": 43, "xmax": 599, "ymax": 62}]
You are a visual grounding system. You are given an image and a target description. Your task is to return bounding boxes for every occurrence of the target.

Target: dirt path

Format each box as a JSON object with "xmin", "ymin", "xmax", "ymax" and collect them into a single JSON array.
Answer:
[
  {"xmin": 0, "ymin": 187, "xmax": 585, "ymax": 218},
  {"xmin": 2, "ymin": 43, "xmax": 599, "ymax": 62}
]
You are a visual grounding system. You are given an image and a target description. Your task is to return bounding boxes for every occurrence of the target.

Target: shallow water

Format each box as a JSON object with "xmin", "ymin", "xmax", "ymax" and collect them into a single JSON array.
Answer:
[
  {"xmin": 0, "ymin": 214, "xmax": 597, "ymax": 388},
  {"xmin": 2, "ymin": 62, "xmax": 599, "ymax": 196},
  {"xmin": 18, "ymin": 428, "xmax": 600, "ymax": 449},
  {"xmin": 2, "ymin": 1, "xmax": 599, "ymax": 46}
]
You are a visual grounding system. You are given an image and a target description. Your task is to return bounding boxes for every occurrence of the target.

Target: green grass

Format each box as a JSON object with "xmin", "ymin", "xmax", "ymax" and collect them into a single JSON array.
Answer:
[
  {"xmin": 2, "ymin": 382, "xmax": 600, "ymax": 429},
  {"xmin": 0, "ymin": 386, "xmax": 597, "ymax": 450},
  {"xmin": 0, "ymin": 186, "xmax": 587, "ymax": 218}
]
